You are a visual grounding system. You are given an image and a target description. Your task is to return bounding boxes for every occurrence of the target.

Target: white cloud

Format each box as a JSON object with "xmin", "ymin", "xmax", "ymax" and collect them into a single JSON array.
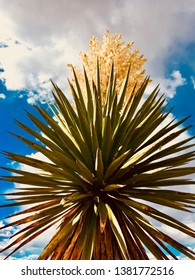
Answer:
[
  {"xmin": 0, "ymin": 38, "xmax": 75, "ymax": 103},
  {"xmin": 0, "ymin": 221, "xmax": 17, "ymax": 259},
  {"xmin": 0, "ymin": 215, "xmax": 59, "ymax": 260},
  {"xmin": 191, "ymin": 76, "xmax": 195, "ymax": 90},
  {"xmin": 0, "ymin": 222, "xmax": 13, "ymax": 238},
  {"xmin": 146, "ymin": 70, "xmax": 186, "ymax": 98},
  {"xmin": 0, "ymin": 93, "xmax": 6, "ymax": 99},
  {"xmin": 164, "ymin": 70, "xmax": 186, "ymax": 98},
  {"xmin": 0, "ymin": 0, "xmax": 194, "ymax": 103}
]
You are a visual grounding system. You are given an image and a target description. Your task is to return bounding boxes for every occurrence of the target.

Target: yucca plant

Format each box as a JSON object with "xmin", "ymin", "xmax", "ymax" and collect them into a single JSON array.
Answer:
[{"xmin": 0, "ymin": 33, "xmax": 195, "ymax": 260}]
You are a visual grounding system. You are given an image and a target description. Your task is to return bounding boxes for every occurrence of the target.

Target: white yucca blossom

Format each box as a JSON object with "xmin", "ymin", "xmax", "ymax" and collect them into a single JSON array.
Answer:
[{"xmin": 68, "ymin": 31, "xmax": 149, "ymax": 104}]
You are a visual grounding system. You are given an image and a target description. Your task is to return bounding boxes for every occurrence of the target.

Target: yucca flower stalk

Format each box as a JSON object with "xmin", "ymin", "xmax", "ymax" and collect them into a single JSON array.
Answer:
[{"xmin": 0, "ymin": 33, "xmax": 195, "ymax": 260}]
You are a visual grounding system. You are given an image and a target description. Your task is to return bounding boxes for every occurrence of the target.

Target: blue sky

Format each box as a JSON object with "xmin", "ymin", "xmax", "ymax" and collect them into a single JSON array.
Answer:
[{"xmin": 0, "ymin": 0, "xmax": 195, "ymax": 259}]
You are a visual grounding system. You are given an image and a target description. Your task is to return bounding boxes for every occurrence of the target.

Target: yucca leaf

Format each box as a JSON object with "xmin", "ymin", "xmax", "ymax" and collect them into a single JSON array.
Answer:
[
  {"xmin": 116, "ymin": 65, "xmax": 131, "ymax": 113},
  {"xmin": 103, "ymin": 184, "xmax": 124, "ymax": 192},
  {"xmin": 90, "ymin": 121, "xmax": 100, "ymax": 160},
  {"xmin": 81, "ymin": 206, "xmax": 97, "ymax": 259},
  {"xmin": 110, "ymin": 93, "xmax": 118, "ymax": 131},
  {"xmin": 38, "ymin": 205, "xmax": 83, "ymax": 259},
  {"xmin": 32, "ymin": 106, "xmax": 87, "ymax": 162},
  {"xmin": 141, "ymin": 115, "xmax": 191, "ymax": 150},
  {"xmin": 106, "ymin": 204, "xmax": 129, "ymax": 259},
  {"xmin": 83, "ymin": 67, "xmax": 94, "ymax": 121},
  {"xmin": 51, "ymin": 81, "xmax": 80, "ymax": 130},
  {"xmin": 115, "ymin": 212, "xmax": 149, "ymax": 259},
  {"xmin": 2, "ymin": 219, "xmax": 59, "ymax": 260},
  {"xmin": 96, "ymin": 58, "xmax": 102, "ymax": 111},
  {"xmin": 60, "ymin": 217, "xmax": 84, "ymax": 260},
  {"xmin": 104, "ymin": 150, "xmax": 131, "ymax": 181},
  {"xmin": 117, "ymin": 197, "xmax": 195, "ymax": 237},
  {"xmin": 95, "ymin": 148, "xmax": 104, "ymax": 184},
  {"xmin": 135, "ymin": 137, "xmax": 195, "ymax": 170},
  {"xmin": 68, "ymin": 81, "xmax": 91, "ymax": 143},
  {"xmin": 3, "ymin": 152, "xmax": 57, "ymax": 174},
  {"xmin": 104, "ymin": 62, "xmax": 116, "ymax": 117},
  {"xmin": 118, "ymin": 204, "xmax": 176, "ymax": 259},
  {"xmin": 101, "ymin": 115, "xmax": 112, "ymax": 165},
  {"xmin": 97, "ymin": 199, "xmax": 108, "ymax": 233},
  {"xmin": 121, "ymin": 189, "xmax": 195, "ymax": 211},
  {"xmin": 69, "ymin": 210, "xmax": 92, "ymax": 260},
  {"xmin": 76, "ymin": 159, "xmax": 94, "ymax": 182},
  {"xmin": 93, "ymin": 81, "xmax": 103, "ymax": 145},
  {"xmin": 111, "ymin": 77, "xmax": 151, "ymax": 155},
  {"xmin": 71, "ymin": 66, "xmax": 87, "ymax": 111}
]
